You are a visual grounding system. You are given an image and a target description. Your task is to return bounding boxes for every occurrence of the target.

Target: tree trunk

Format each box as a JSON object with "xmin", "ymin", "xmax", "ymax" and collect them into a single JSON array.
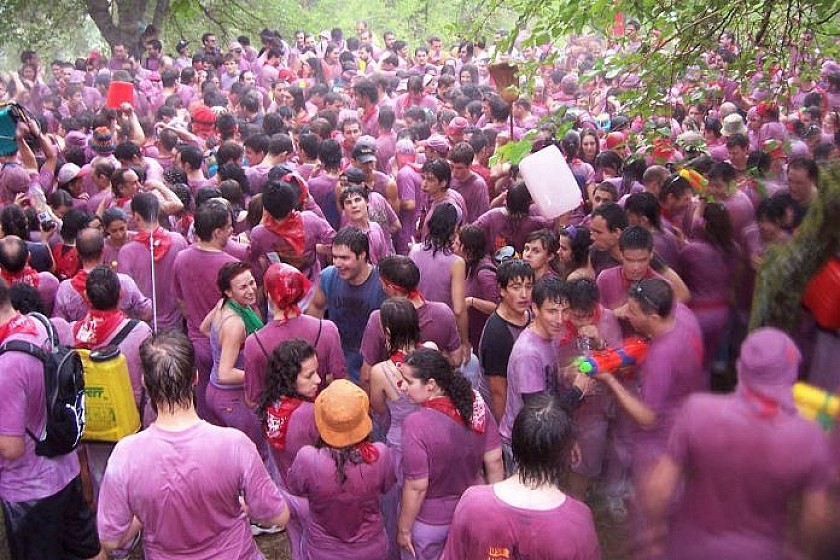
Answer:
[{"xmin": 85, "ymin": 0, "xmax": 150, "ymax": 50}]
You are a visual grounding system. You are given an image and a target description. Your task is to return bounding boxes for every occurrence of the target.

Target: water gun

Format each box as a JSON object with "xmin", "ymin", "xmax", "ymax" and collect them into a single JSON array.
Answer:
[
  {"xmin": 574, "ymin": 337, "xmax": 650, "ymax": 377},
  {"xmin": 793, "ymin": 382, "xmax": 838, "ymax": 432}
]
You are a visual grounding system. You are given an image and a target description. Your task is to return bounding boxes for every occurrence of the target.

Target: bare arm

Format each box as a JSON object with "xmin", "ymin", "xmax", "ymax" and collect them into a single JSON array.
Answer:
[
  {"xmin": 487, "ymin": 376, "xmax": 507, "ymax": 422},
  {"xmin": 306, "ymin": 285, "xmax": 327, "ymax": 318},
  {"xmin": 661, "ymin": 266, "xmax": 691, "ymax": 304},
  {"xmin": 467, "ymin": 296, "xmax": 496, "ymax": 315},
  {"xmin": 398, "ymin": 477, "xmax": 429, "ymax": 557},
  {"xmin": 483, "ymin": 447, "xmax": 504, "ymax": 483},
  {"xmin": 368, "ymin": 363, "xmax": 388, "ymax": 415},
  {"xmin": 0, "ymin": 435, "xmax": 25, "ymax": 461},
  {"xmin": 146, "ymin": 180, "xmax": 184, "ymax": 216},
  {"xmin": 451, "ymin": 257, "xmax": 469, "ymax": 361},
  {"xmin": 385, "ymin": 178, "xmax": 400, "ymax": 214},
  {"xmin": 597, "ymin": 372, "xmax": 657, "ymax": 428}
]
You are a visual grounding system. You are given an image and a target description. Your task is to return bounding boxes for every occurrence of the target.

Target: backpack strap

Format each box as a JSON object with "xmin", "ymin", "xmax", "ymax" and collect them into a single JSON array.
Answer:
[
  {"xmin": 254, "ymin": 331, "xmax": 270, "ymax": 359},
  {"xmin": 28, "ymin": 312, "xmax": 58, "ymax": 349},
  {"xmin": 314, "ymin": 319, "xmax": 323, "ymax": 347},
  {"xmin": 0, "ymin": 339, "xmax": 51, "ymax": 444},
  {"xmin": 108, "ymin": 320, "xmax": 140, "ymax": 348}
]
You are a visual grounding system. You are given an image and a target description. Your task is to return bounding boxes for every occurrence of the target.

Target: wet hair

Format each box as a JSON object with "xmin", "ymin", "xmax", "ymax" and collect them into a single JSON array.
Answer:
[
  {"xmin": 339, "ymin": 184, "xmax": 369, "ymax": 207},
  {"xmin": 707, "ymin": 161, "xmax": 737, "ymax": 183},
  {"xmin": 404, "ymin": 347, "xmax": 474, "ymax": 426},
  {"xmin": 496, "ymin": 258, "xmax": 535, "ymax": 289},
  {"xmin": 102, "ymin": 207, "xmax": 127, "ymax": 229},
  {"xmin": 381, "ymin": 297, "xmax": 421, "ymax": 353},
  {"xmin": 244, "ymin": 133, "xmax": 270, "ymax": 156},
  {"xmin": 593, "ymin": 181, "xmax": 618, "ymax": 203},
  {"xmin": 140, "ymin": 330, "xmax": 196, "ymax": 414},
  {"xmin": 726, "ymin": 133, "xmax": 749, "ymax": 150},
  {"xmin": 458, "ymin": 225, "xmax": 489, "ymax": 278},
  {"xmin": 333, "ymin": 226, "xmax": 370, "ymax": 260},
  {"xmin": 318, "ymin": 139, "xmax": 343, "ymax": 170},
  {"xmin": 262, "ymin": 181, "xmax": 297, "ymax": 220},
  {"xmin": 423, "ymin": 203, "xmax": 458, "ymax": 256},
  {"xmin": 619, "ymin": 225, "xmax": 654, "ymax": 252},
  {"xmin": 178, "ymin": 144, "xmax": 203, "ymax": 170},
  {"xmin": 756, "ymin": 196, "xmax": 789, "ymax": 224},
  {"xmin": 421, "ymin": 158, "xmax": 451, "ymax": 186},
  {"xmin": 702, "ymin": 203, "xmax": 734, "ymax": 253},
  {"xmin": 591, "ymin": 202, "xmax": 627, "ymax": 231},
  {"xmin": 562, "ymin": 278, "xmax": 599, "ymax": 312},
  {"xmin": 298, "ymin": 133, "xmax": 321, "ymax": 160},
  {"xmin": 259, "ymin": 339, "xmax": 317, "ymax": 424},
  {"xmin": 195, "ymin": 186, "xmax": 222, "ymax": 208},
  {"xmin": 594, "ymin": 150, "xmax": 623, "ymax": 175},
  {"xmin": 60, "ymin": 208, "xmax": 92, "ymax": 243},
  {"xmin": 194, "ymin": 199, "xmax": 231, "ymax": 242},
  {"xmin": 449, "ymin": 142, "xmax": 474, "ymax": 166},
  {"xmin": 629, "ymin": 277, "xmax": 673, "ymax": 317},
  {"xmin": 512, "ymin": 393, "xmax": 575, "ymax": 488},
  {"xmin": 524, "ymin": 228, "xmax": 559, "ymax": 254},
  {"xmin": 86, "ymin": 264, "xmax": 120, "ymax": 310},
  {"xmin": 532, "ymin": 276, "xmax": 565, "ymax": 308},
  {"xmin": 557, "ymin": 226, "xmax": 592, "ymax": 272},
  {"xmin": 659, "ymin": 174, "xmax": 692, "ymax": 203},
  {"xmin": 624, "ymin": 192, "xmax": 662, "ymax": 230},
  {"xmin": 216, "ymin": 141, "xmax": 244, "ymax": 167},
  {"xmin": 378, "ymin": 255, "xmax": 420, "ymax": 290},
  {"xmin": 130, "ymin": 192, "xmax": 160, "ymax": 223},
  {"xmin": 9, "ymin": 283, "xmax": 45, "ymax": 315},
  {"xmin": 0, "ymin": 205, "xmax": 29, "ymax": 239},
  {"xmin": 505, "ymin": 182, "xmax": 532, "ymax": 217}
]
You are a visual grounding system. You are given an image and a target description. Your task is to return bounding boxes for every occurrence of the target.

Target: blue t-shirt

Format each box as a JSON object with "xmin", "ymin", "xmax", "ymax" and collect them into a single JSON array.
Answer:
[{"xmin": 319, "ymin": 265, "xmax": 386, "ymax": 352}]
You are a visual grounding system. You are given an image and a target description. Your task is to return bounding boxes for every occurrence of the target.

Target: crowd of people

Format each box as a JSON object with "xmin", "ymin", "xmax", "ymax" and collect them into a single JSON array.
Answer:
[{"xmin": 0, "ymin": 16, "xmax": 838, "ymax": 560}]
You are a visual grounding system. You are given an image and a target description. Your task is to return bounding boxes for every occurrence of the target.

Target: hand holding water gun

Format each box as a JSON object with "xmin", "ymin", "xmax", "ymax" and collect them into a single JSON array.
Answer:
[{"xmin": 574, "ymin": 337, "xmax": 650, "ymax": 377}]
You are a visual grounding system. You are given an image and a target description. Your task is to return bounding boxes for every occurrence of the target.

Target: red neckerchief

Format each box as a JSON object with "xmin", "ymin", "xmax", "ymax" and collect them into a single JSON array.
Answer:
[
  {"xmin": 265, "ymin": 396, "xmax": 308, "ymax": 450},
  {"xmin": 390, "ymin": 350, "xmax": 407, "ymax": 365},
  {"xmin": 52, "ymin": 243, "xmax": 80, "ymax": 281},
  {"xmin": 176, "ymin": 214, "xmax": 194, "ymax": 235},
  {"xmin": 741, "ymin": 386, "xmax": 780, "ymax": 419},
  {"xmin": 70, "ymin": 269, "xmax": 89, "ymax": 301},
  {"xmin": 0, "ymin": 313, "xmax": 38, "ymax": 343},
  {"xmin": 355, "ymin": 441, "xmax": 380, "ymax": 463},
  {"xmin": 1, "ymin": 265, "xmax": 40, "ymax": 288},
  {"xmin": 115, "ymin": 197, "xmax": 132, "ymax": 208},
  {"xmin": 381, "ymin": 279, "xmax": 424, "ymax": 302},
  {"xmin": 263, "ymin": 211, "xmax": 305, "ymax": 256},
  {"xmin": 422, "ymin": 391, "xmax": 487, "ymax": 434},
  {"xmin": 133, "ymin": 227, "xmax": 172, "ymax": 262},
  {"xmin": 73, "ymin": 308, "xmax": 126, "ymax": 349}
]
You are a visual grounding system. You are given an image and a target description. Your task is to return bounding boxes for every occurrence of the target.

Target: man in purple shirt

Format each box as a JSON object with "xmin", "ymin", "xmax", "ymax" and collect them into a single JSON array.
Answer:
[
  {"xmin": 448, "ymin": 142, "xmax": 489, "ymax": 223},
  {"xmin": 97, "ymin": 330, "xmax": 288, "ymax": 558},
  {"xmin": 117, "ymin": 193, "xmax": 188, "ymax": 332},
  {"xmin": 595, "ymin": 278, "xmax": 704, "ymax": 480},
  {"xmin": 443, "ymin": 394, "xmax": 601, "ymax": 560},
  {"xmin": 0, "ymin": 278, "xmax": 103, "ymax": 560},
  {"xmin": 499, "ymin": 276, "xmax": 592, "ymax": 473},
  {"xmin": 172, "ymin": 200, "xmax": 238, "ymax": 421},
  {"xmin": 418, "ymin": 158, "xmax": 467, "ymax": 240},
  {"xmin": 645, "ymin": 328, "xmax": 832, "ymax": 560},
  {"xmin": 53, "ymin": 228, "xmax": 151, "ymax": 323}
]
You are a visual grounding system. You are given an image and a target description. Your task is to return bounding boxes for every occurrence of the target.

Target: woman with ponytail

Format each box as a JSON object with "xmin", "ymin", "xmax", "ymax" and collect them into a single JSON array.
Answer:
[
  {"xmin": 396, "ymin": 348, "xmax": 504, "ymax": 560},
  {"xmin": 287, "ymin": 379, "xmax": 396, "ymax": 559}
]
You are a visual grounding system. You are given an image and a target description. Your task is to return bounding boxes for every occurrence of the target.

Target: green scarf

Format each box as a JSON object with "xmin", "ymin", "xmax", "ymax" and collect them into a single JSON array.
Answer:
[{"xmin": 226, "ymin": 299, "xmax": 264, "ymax": 335}]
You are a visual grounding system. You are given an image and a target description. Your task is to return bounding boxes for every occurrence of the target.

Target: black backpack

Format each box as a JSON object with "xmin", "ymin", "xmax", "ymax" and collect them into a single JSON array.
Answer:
[{"xmin": 0, "ymin": 313, "xmax": 85, "ymax": 457}]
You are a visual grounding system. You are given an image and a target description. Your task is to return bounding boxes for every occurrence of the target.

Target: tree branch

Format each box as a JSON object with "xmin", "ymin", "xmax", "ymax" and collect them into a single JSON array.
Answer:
[
  {"xmin": 151, "ymin": 0, "xmax": 171, "ymax": 32},
  {"xmin": 85, "ymin": 0, "xmax": 118, "ymax": 45}
]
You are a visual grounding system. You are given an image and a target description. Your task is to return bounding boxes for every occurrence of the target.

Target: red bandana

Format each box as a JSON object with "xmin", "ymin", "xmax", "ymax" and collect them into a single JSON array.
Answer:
[
  {"xmin": 741, "ymin": 386, "xmax": 780, "ymax": 419},
  {"xmin": 355, "ymin": 441, "xmax": 380, "ymax": 463},
  {"xmin": 265, "ymin": 397, "xmax": 307, "ymax": 451},
  {"xmin": 70, "ymin": 269, "xmax": 89, "ymax": 300},
  {"xmin": 52, "ymin": 244, "xmax": 80, "ymax": 281},
  {"xmin": 263, "ymin": 211, "xmax": 305, "ymax": 256},
  {"xmin": 1, "ymin": 265, "xmax": 40, "ymax": 288},
  {"xmin": 422, "ymin": 391, "xmax": 487, "ymax": 434},
  {"xmin": 381, "ymin": 279, "xmax": 424, "ymax": 302},
  {"xmin": 133, "ymin": 227, "xmax": 172, "ymax": 262},
  {"xmin": 73, "ymin": 309, "xmax": 126, "ymax": 349},
  {"xmin": 0, "ymin": 313, "xmax": 38, "ymax": 343}
]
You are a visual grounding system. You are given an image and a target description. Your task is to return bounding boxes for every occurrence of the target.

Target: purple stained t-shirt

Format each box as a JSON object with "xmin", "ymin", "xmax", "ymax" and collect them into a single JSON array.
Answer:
[
  {"xmin": 97, "ymin": 421, "xmax": 286, "ymax": 560},
  {"xmin": 117, "ymin": 231, "xmax": 188, "ymax": 331},
  {"xmin": 633, "ymin": 304, "xmax": 704, "ymax": 471},
  {"xmin": 172, "ymin": 246, "xmax": 238, "ymax": 340},
  {"xmin": 663, "ymin": 393, "xmax": 832, "ymax": 560},
  {"xmin": 471, "ymin": 207, "xmax": 552, "ymax": 254},
  {"xmin": 243, "ymin": 315, "xmax": 346, "ymax": 405},
  {"xmin": 0, "ymin": 320, "xmax": 80, "ymax": 502},
  {"xmin": 499, "ymin": 327, "xmax": 563, "ymax": 443},
  {"xmin": 287, "ymin": 443, "xmax": 396, "ymax": 560},
  {"xmin": 53, "ymin": 272, "xmax": 151, "ymax": 323},
  {"xmin": 402, "ymin": 403, "xmax": 500, "ymax": 525},
  {"xmin": 360, "ymin": 301, "xmax": 461, "ymax": 367},
  {"xmin": 248, "ymin": 211, "xmax": 336, "ymax": 284},
  {"xmin": 449, "ymin": 172, "xmax": 490, "ymax": 224},
  {"xmin": 443, "ymin": 485, "xmax": 601, "ymax": 560},
  {"xmin": 409, "ymin": 245, "xmax": 460, "ymax": 308}
]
